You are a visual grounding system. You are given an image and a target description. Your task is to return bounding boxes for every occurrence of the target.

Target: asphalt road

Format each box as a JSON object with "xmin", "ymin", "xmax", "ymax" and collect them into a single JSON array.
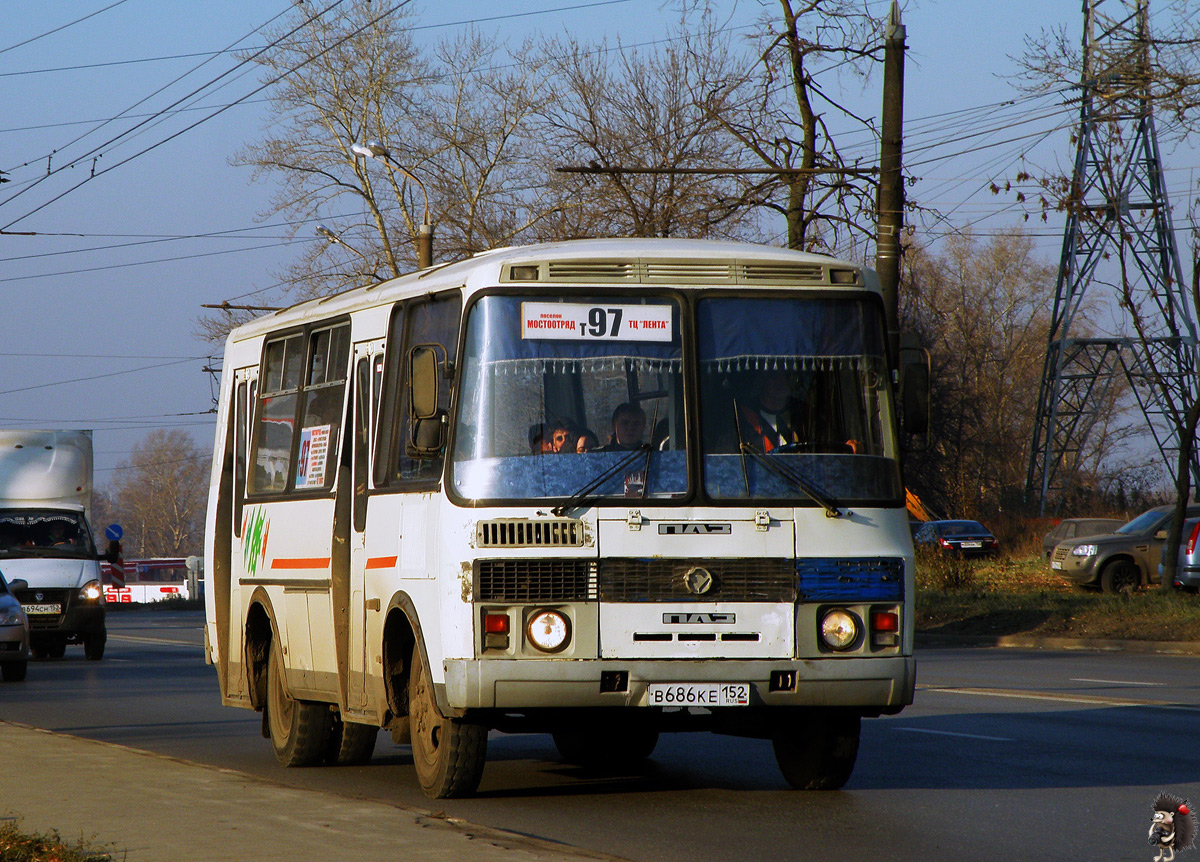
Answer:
[{"xmin": 3, "ymin": 608, "xmax": 1197, "ymax": 861}]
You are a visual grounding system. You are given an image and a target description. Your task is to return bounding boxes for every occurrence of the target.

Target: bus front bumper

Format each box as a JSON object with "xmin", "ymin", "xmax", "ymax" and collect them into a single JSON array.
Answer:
[{"xmin": 443, "ymin": 655, "xmax": 915, "ymax": 711}]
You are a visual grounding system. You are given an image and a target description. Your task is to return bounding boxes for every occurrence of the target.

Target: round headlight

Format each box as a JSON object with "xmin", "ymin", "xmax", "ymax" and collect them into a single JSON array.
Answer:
[
  {"xmin": 78, "ymin": 580, "xmax": 103, "ymax": 601},
  {"xmin": 526, "ymin": 609, "xmax": 571, "ymax": 653},
  {"xmin": 820, "ymin": 609, "xmax": 860, "ymax": 651}
]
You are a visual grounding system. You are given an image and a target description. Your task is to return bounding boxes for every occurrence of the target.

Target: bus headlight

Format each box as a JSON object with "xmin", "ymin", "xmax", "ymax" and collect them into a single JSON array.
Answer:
[
  {"xmin": 820, "ymin": 609, "xmax": 860, "ymax": 651},
  {"xmin": 525, "ymin": 609, "xmax": 570, "ymax": 653}
]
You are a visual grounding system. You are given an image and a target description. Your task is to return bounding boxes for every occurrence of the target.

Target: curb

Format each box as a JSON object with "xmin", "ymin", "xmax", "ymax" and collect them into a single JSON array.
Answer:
[{"xmin": 916, "ymin": 632, "xmax": 1200, "ymax": 655}]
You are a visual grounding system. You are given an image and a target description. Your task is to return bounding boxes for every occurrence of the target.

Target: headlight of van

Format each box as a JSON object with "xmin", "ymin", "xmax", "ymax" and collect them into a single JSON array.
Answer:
[
  {"xmin": 78, "ymin": 580, "xmax": 103, "ymax": 602},
  {"xmin": 1072, "ymin": 544, "xmax": 1098, "ymax": 558}
]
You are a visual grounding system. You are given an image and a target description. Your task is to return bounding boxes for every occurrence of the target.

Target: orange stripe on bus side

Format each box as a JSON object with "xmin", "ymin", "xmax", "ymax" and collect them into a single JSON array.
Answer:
[
  {"xmin": 270, "ymin": 558, "xmax": 331, "ymax": 570},
  {"xmin": 365, "ymin": 556, "xmax": 398, "ymax": 569}
]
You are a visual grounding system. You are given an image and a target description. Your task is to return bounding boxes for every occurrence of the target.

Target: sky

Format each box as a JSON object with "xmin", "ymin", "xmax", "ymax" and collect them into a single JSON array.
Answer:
[{"xmin": 0, "ymin": 0, "xmax": 1180, "ymax": 488}]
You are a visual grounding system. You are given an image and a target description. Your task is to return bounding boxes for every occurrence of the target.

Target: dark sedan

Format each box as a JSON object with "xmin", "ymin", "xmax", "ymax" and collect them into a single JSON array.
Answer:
[{"xmin": 913, "ymin": 520, "xmax": 1000, "ymax": 557}]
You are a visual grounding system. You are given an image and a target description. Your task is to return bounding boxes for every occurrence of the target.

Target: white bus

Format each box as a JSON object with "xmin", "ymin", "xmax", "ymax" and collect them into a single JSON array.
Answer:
[{"xmin": 204, "ymin": 238, "xmax": 924, "ymax": 798}]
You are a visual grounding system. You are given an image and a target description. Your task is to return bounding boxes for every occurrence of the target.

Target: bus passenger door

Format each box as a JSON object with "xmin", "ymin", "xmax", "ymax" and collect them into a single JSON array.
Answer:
[
  {"xmin": 224, "ymin": 367, "xmax": 257, "ymax": 704},
  {"xmin": 346, "ymin": 343, "xmax": 383, "ymax": 716}
]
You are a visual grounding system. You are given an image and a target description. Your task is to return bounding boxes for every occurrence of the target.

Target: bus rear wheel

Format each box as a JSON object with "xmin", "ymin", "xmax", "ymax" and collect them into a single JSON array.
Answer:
[
  {"xmin": 325, "ymin": 715, "xmax": 378, "ymax": 766},
  {"xmin": 771, "ymin": 710, "xmax": 860, "ymax": 790},
  {"xmin": 407, "ymin": 647, "xmax": 486, "ymax": 798},
  {"xmin": 266, "ymin": 640, "xmax": 329, "ymax": 767}
]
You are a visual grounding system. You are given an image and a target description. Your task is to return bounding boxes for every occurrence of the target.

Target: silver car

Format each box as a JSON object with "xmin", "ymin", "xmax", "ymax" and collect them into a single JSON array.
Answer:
[
  {"xmin": 1166, "ymin": 517, "xmax": 1200, "ymax": 592},
  {"xmin": 0, "ymin": 571, "xmax": 29, "ymax": 681}
]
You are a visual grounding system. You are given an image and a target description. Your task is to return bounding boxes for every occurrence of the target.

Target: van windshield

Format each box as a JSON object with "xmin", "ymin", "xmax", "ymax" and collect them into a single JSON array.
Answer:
[{"xmin": 0, "ymin": 510, "xmax": 96, "ymax": 558}]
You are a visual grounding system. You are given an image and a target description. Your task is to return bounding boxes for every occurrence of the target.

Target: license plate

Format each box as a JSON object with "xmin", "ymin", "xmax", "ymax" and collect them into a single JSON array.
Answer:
[
  {"xmin": 1051, "ymin": 561, "xmax": 1062, "ymax": 570},
  {"xmin": 646, "ymin": 683, "xmax": 750, "ymax": 707},
  {"xmin": 960, "ymin": 541, "xmax": 982, "ymax": 549},
  {"xmin": 22, "ymin": 603, "xmax": 61, "ymax": 615}
]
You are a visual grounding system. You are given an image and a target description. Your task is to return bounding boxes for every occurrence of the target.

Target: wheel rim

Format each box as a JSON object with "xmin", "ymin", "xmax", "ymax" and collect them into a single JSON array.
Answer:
[{"xmin": 410, "ymin": 659, "xmax": 442, "ymax": 768}]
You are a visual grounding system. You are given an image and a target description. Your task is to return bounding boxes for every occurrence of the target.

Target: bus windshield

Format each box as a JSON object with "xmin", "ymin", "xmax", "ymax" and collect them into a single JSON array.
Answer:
[
  {"xmin": 697, "ymin": 296, "xmax": 901, "ymax": 502},
  {"xmin": 451, "ymin": 293, "xmax": 686, "ymax": 502},
  {"xmin": 449, "ymin": 291, "xmax": 902, "ymax": 505}
]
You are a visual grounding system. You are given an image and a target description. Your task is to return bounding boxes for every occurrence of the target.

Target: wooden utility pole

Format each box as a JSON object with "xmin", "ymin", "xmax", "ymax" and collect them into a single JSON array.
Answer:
[{"xmin": 876, "ymin": 0, "xmax": 906, "ymax": 370}]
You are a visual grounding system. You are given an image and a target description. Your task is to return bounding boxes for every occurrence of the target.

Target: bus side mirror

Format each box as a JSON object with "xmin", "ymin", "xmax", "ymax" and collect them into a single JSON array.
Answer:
[
  {"xmin": 408, "ymin": 345, "xmax": 446, "ymax": 458},
  {"xmin": 899, "ymin": 334, "xmax": 930, "ymax": 435}
]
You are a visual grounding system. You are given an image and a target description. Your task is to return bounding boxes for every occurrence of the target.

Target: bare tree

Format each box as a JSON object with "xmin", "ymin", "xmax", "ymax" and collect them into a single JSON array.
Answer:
[
  {"xmin": 901, "ymin": 229, "xmax": 1059, "ymax": 517},
  {"xmin": 106, "ymin": 430, "xmax": 209, "ymax": 558},
  {"xmin": 691, "ymin": 0, "xmax": 885, "ymax": 254},
  {"xmin": 538, "ymin": 4, "xmax": 759, "ymax": 240}
]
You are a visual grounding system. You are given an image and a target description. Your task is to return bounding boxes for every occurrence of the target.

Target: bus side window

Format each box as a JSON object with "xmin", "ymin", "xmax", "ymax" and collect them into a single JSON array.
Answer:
[{"xmin": 376, "ymin": 291, "xmax": 461, "ymax": 487}]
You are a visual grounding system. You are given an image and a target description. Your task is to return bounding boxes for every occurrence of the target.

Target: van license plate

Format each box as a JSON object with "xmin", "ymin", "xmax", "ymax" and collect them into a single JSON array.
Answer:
[
  {"xmin": 646, "ymin": 683, "xmax": 749, "ymax": 707},
  {"xmin": 23, "ymin": 604, "xmax": 61, "ymax": 615}
]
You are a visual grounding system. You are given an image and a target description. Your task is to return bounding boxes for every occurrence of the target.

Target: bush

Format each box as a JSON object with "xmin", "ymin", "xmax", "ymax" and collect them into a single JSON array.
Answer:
[{"xmin": 914, "ymin": 546, "xmax": 976, "ymax": 591}]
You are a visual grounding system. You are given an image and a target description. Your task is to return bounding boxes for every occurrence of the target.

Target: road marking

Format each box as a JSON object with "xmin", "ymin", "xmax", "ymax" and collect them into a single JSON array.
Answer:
[
  {"xmin": 1069, "ymin": 678, "xmax": 1163, "ymax": 687},
  {"xmin": 892, "ymin": 727, "xmax": 1012, "ymax": 742},
  {"xmin": 919, "ymin": 683, "xmax": 1200, "ymax": 711},
  {"xmin": 107, "ymin": 634, "xmax": 199, "ymax": 648}
]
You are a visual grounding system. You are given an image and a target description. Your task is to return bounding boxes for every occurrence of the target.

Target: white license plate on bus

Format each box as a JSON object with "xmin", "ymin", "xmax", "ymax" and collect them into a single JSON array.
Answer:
[
  {"xmin": 646, "ymin": 683, "xmax": 750, "ymax": 707},
  {"xmin": 22, "ymin": 603, "xmax": 61, "ymax": 615},
  {"xmin": 960, "ymin": 541, "xmax": 982, "ymax": 549}
]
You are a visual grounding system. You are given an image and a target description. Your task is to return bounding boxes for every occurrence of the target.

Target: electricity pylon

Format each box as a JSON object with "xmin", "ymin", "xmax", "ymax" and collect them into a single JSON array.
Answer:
[{"xmin": 1025, "ymin": 0, "xmax": 1200, "ymax": 514}]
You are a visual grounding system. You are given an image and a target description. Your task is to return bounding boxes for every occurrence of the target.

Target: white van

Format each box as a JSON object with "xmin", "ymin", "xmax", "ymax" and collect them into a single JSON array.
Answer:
[{"xmin": 0, "ymin": 431, "xmax": 117, "ymax": 660}]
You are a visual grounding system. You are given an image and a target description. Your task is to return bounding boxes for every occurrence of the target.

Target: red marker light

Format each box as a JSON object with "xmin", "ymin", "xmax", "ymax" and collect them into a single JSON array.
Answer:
[
  {"xmin": 484, "ymin": 613, "xmax": 510, "ymax": 634},
  {"xmin": 871, "ymin": 611, "xmax": 899, "ymax": 632}
]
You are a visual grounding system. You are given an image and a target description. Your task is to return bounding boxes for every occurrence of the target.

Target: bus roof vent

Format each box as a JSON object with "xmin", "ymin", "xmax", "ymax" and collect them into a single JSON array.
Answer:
[
  {"xmin": 643, "ymin": 261, "xmax": 734, "ymax": 283},
  {"xmin": 740, "ymin": 262, "xmax": 826, "ymax": 284},
  {"xmin": 545, "ymin": 260, "xmax": 637, "ymax": 282},
  {"xmin": 476, "ymin": 518, "xmax": 586, "ymax": 548}
]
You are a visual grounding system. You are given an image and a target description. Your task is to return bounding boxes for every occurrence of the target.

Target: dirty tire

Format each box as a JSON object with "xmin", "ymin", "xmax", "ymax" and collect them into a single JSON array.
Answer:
[
  {"xmin": 325, "ymin": 715, "xmax": 378, "ymax": 766},
  {"xmin": 408, "ymin": 647, "xmax": 487, "ymax": 798},
  {"xmin": 266, "ymin": 640, "xmax": 329, "ymax": 767},
  {"xmin": 552, "ymin": 725, "xmax": 659, "ymax": 768},
  {"xmin": 772, "ymin": 711, "xmax": 860, "ymax": 790},
  {"xmin": 1, "ymin": 661, "xmax": 27, "ymax": 682},
  {"xmin": 1100, "ymin": 559, "xmax": 1139, "ymax": 595},
  {"xmin": 84, "ymin": 630, "xmax": 106, "ymax": 661}
]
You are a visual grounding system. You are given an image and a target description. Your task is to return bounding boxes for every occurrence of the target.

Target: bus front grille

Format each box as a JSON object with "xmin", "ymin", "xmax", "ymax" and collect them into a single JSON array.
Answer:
[
  {"xmin": 476, "ymin": 519, "xmax": 585, "ymax": 548},
  {"xmin": 475, "ymin": 559, "xmax": 598, "ymax": 602},
  {"xmin": 599, "ymin": 558, "xmax": 795, "ymax": 602}
]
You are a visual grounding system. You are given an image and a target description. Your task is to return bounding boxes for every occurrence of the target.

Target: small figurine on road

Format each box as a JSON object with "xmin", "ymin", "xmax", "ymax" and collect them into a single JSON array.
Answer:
[{"xmin": 1150, "ymin": 793, "xmax": 1196, "ymax": 862}]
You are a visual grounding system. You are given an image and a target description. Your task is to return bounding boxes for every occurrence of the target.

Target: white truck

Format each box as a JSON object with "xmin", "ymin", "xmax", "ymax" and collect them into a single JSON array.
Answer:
[{"xmin": 0, "ymin": 430, "xmax": 117, "ymax": 660}]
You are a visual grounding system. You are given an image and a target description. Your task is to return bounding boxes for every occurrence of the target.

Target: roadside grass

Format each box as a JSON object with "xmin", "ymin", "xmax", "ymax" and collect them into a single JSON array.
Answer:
[
  {"xmin": 915, "ymin": 549, "xmax": 1200, "ymax": 641},
  {"xmin": 0, "ymin": 820, "xmax": 111, "ymax": 862}
]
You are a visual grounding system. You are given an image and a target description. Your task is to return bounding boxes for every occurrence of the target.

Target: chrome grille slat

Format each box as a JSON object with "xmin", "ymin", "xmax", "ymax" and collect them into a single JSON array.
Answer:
[
  {"xmin": 475, "ymin": 559, "xmax": 598, "ymax": 602},
  {"xmin": 476, "ymin": 519, "xmax": 584, "ymax": 548},
  {"xmin": 600, "ymin": 558, "xmax": 795, "ymax": 603}
]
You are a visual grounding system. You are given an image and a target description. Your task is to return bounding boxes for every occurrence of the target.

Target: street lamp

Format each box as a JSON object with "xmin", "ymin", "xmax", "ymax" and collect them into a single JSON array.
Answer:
[{"xmin": 351, "ymin": 140, "xmax": 433, "ymax": 269}]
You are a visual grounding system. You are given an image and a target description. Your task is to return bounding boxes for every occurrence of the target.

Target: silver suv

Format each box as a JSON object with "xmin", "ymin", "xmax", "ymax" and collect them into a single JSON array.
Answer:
[{"xmin": 1050, "ymin": 504, "xmax": 1200, "ymax": 593}]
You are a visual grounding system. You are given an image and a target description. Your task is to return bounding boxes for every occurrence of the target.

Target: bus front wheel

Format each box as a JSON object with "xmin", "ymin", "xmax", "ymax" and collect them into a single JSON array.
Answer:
[
  {"xmin": 771, "ymin": 710, "xmax": 860, "ymax": 790},
  {"xmin": 266, "ymin": 640, "xmax": 329, "ymax": 767},
  {"xmin": 407, "ymin": 647, "xmax": 487, "ymax": 798}
]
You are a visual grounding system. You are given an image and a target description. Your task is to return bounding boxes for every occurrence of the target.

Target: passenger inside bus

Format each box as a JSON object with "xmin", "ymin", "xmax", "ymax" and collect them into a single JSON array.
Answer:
[
  {"xmin": 596, "ymin": 402, "xmax": 646, "ymax": 452},
  {"xmin": 575, "ymin": 428, "xmax": 599, "ymax": 453},
  {"xmin": 733, "ymin": 369, "xmax": 861, "ymax": 455},
  {"xmin": 528, "ymin": 420, "xmax": 578, "ymax": 454}
]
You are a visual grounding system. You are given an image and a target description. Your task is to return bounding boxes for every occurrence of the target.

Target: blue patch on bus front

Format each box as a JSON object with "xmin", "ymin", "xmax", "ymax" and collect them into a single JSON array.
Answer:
[{"xmin": 795, "ymin": 558, "xmax": 904, "ymax": 601}]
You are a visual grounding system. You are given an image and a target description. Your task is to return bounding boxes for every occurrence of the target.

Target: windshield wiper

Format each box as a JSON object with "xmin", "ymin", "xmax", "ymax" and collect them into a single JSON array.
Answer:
[
  {"xmin": 551, "ymin": 445, "xmax": 651, "ymax": 517},
  {"xmin": 732, "ymin": 399, "xmax": 845, "ymax": 517}
]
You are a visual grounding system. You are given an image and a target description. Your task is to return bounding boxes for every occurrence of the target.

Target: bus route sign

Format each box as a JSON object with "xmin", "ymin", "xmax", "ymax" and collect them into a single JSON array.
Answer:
[{"xmin": 521, "ymin": 302, "xmax": 673, "ymax": 342}]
